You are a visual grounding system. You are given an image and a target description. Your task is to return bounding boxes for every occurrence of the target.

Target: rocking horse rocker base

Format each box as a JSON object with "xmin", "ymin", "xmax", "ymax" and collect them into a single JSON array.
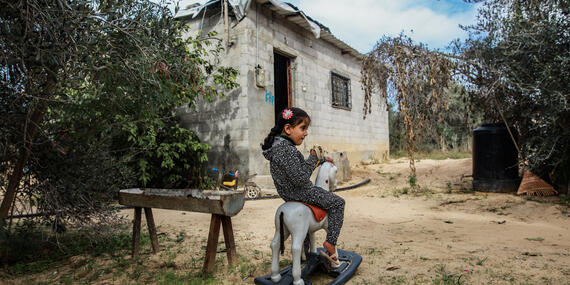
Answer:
[{"xmin": 253, "ymin": 248, "xmax": 362, "ymax": 285}]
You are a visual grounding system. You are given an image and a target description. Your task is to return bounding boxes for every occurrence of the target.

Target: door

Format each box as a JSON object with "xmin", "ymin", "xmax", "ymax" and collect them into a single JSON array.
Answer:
[{"xmin": 273, "ymin": 52, "xmax": 292, "ymax": 123}]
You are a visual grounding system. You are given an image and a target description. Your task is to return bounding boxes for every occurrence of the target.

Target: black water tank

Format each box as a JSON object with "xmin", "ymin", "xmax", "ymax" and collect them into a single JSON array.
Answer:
[{"xmin": 472, "ymin": 123, "xmax": 520, "ymax": 192}]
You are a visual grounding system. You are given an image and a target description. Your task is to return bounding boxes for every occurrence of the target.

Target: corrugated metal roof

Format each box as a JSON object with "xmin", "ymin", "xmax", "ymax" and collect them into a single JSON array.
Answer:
[
  {"xmin": 176, "ymin": 0, "xmax": 364, "ymax": 60},
  {"xmin": 257, "ymin": 0, "xmax": 364, "ymax": 59}
]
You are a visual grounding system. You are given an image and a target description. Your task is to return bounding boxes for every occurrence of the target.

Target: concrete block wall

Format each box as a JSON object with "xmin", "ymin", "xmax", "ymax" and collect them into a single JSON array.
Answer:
[{"xmin": 177, "ymin": 8, "xmax": 251, "ymax": 177}]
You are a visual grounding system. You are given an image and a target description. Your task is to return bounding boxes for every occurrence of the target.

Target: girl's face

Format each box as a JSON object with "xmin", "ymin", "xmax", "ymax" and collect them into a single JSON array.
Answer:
[{"xmin": 284, "ymin": 118, "xmax": 310, "ymax": 145}]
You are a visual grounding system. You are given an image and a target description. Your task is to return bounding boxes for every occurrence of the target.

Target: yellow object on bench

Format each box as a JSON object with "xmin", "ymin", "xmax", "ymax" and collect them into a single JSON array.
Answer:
[{"xmin": 223, "ymin": 180, "xmax": 236, "ymax": 187}]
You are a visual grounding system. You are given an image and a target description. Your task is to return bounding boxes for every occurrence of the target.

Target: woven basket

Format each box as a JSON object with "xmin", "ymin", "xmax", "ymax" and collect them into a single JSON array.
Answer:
[{"xmin": 517, "ymin": 170, "xmax": 558, "ymax": 196}]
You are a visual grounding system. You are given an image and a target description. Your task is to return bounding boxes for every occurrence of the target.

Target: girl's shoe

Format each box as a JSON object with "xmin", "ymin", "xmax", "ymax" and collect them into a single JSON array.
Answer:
[{"xmin": 320, "ymin": 249, "xmax": 341, "ymax": 268}]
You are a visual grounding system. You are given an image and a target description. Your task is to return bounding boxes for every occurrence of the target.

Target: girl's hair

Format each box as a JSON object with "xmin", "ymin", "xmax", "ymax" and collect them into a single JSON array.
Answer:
[{"xmin": 261, "ymin": 107, "xmax": 310, "ymax": 150}]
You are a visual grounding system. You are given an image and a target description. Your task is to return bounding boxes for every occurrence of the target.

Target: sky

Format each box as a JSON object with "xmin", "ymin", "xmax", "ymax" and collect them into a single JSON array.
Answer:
[
  {"xmin": 287, "ymin": 0, "xmax": 482, "ymax": 53},
  {"xmin": 178, "ymin": 0, "xmax": 483, "ymax": 53}
]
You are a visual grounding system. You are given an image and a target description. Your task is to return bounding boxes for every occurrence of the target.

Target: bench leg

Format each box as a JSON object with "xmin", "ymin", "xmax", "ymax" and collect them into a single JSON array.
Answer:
[
  {"xmin": 132, "ymin": 207, "xmax": 142, "ymax": 258},
  {"xmin": 144, "ymin": 207, "xmax": 160, "ymax": 254},
  {"xmin": 221, "ymin": 216, "xmax": 237, "ymax": 266},
  {"xmin": 202, "ymin": 214, "xmax": 221, "ymax": 275}
]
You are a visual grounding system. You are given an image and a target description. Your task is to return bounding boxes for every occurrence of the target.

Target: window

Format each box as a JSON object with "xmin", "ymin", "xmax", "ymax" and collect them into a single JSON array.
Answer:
[{"xmin": 331, "ymin": 72, "xmax": 351, "ymax": 109}]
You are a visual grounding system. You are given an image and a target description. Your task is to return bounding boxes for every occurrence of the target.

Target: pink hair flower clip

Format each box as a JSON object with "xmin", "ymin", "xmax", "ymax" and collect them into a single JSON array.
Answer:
[{"xmin": 282, "ymin": 109, "xmax": 293, "ymax": 120}]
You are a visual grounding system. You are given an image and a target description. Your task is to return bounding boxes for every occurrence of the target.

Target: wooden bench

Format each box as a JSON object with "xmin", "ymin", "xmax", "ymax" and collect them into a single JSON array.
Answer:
[{"xmin": 118, "ymin": 188, "xmax": 245, "ymax": 274}]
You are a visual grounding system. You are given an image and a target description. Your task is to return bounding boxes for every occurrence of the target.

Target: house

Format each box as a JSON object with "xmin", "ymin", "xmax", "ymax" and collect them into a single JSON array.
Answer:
[{"xmin": 175, "ymin": 0, "xmax": 388, "ymax": 187}]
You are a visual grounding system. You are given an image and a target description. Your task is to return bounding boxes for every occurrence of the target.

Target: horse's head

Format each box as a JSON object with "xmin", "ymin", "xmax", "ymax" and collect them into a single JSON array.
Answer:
[{"xmin": 315, "ymin": 162, "xmax": 337, "ymax": 192}]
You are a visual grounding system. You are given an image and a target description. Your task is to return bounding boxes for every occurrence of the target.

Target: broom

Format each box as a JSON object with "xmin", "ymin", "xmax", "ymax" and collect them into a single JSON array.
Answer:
[{"xmin": 517, "ymin": 170, "xmax": 558, "ymax": 196}]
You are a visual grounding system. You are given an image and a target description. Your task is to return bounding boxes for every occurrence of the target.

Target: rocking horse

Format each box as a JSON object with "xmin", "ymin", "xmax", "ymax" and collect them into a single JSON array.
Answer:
[{"xmin": 254, "ymin": 162, "xmax": 362, "ymax": 285}]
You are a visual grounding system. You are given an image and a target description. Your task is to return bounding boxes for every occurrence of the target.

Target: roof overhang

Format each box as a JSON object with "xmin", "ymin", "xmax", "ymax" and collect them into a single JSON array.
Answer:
[{"xmin": 175, "ymin": 0, "xmax": 364, "ymax": 60}]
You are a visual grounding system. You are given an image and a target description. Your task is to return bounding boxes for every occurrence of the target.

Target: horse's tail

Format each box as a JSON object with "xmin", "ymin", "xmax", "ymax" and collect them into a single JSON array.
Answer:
[{"xmin": 279, "ymin": 211, "xmax": 284, "ymax": 255}]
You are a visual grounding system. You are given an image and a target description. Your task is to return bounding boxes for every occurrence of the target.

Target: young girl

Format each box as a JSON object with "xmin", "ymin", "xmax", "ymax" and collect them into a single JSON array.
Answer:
[{"xmin": 261, "ymin": 107, "xmax": 345, "ymax": 267}]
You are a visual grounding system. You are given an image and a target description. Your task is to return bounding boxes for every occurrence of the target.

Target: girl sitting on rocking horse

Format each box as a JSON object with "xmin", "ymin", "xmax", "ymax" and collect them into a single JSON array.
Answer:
[{"xmin": 261, "ymin": 107, "xmax": 345, "ymax": 268}]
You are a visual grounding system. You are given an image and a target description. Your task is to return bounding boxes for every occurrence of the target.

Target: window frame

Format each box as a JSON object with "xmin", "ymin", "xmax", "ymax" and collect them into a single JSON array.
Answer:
[{"xmin": 330, "ymin": 72, "xmax": 352, "ymax": 110}]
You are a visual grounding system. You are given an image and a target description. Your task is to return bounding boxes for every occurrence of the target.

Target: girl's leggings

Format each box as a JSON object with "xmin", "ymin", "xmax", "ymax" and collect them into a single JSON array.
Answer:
[{"xmin": 283, "ymin": 186, "xmax": 345, "ymax": 245}]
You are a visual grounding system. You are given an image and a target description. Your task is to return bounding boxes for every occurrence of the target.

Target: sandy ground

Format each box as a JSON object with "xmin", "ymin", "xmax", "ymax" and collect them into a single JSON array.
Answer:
[
  {"xmin": 5, "ymin": 158, "xmax": 569, "ymax": 284},
  {"xmin": 135, "ymin": 158, "xmax": 570, "ymax": 284}
]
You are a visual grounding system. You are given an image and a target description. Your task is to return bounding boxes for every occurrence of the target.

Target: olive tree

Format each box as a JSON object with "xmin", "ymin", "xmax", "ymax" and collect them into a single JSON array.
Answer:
[
  {"xmin": 362, "ymin": 34, "xmax": 453, "ymax": 186},
  {"xmin": 0, "ymin": 0, "xmax": 238, "ymax": 228}
]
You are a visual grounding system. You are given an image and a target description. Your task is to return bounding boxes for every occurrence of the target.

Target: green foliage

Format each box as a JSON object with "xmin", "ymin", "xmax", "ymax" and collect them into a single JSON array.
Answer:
[
  {"xmin": 433, "ymin": 265, "xmax": 465, "ymax": 285},
  {"xmin": 525, "ymin": 237, "xmax": 544, "ymax": 242},
  {"xmin": 388, "ymin": 84, "xmax": 482, "ymax": 155},
  {"xmin": 455, "ymin": 0, "xmax": 569, "ymax": 188},
  {"xmin": 559, "ymin": 195, "xmax": 570, "ymax": 207},
  {"xmin": 388, "ymin": 102, "xmax": 406, "ymax": 153},
  {"xmin": 446, "ymin": 182, "xmax": 453, "ymax": 193},
  {"xmin": 129, "ymin": 124, "xmax": 211, "ymax": 188},
  {"xmin": 426, "ymin": 84, "xmax": 482, "ymax": 153},
  {"xmin": 476, "ymin": 256, "xmax": 488, "ymax": 266},
  {"xmin": 0, "ymin": 0, "xmax": 238, "ymax": 225},
  {"xmin": 156, "ymin": 270, "xmax": 218, "ymax": 285},
  {"xmin": 1, "ymin": 221, "xmax": 225, "ymax": 283},
  {"xmin": 408, "ymin": 174, "xmax": 417, "ymax": 188},
  {"xmin": 1, "ymin": 222, "xmax": 131, "ymax": 274},
  {"xmin": 174, "ymin": 230, "xmax": 187, "ymax": 243},
  {"xmin": 393, "ymin": 151, "xmax": 472, "ymax": 160}
]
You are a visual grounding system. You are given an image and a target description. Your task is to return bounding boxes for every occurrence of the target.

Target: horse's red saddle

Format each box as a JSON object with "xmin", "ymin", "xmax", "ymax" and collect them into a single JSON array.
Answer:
[{"xmin": 298, "ymin": 202, "xmax": 327, "ymax": 222}]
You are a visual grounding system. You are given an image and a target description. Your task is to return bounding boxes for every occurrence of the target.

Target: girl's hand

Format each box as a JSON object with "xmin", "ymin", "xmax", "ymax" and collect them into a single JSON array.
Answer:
[
  {"xmin": 310, "ymin": 146, "xmax": 322, "ymax": 157},
  {"xmin": 324, "ymin": 156, "xmax": 334, "ymax": 165}
]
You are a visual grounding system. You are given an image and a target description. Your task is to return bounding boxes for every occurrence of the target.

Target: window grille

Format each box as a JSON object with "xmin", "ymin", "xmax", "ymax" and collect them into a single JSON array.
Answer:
[{"xmin": 331, "ymin": 73, "xmax": 351, "ymax": 109}]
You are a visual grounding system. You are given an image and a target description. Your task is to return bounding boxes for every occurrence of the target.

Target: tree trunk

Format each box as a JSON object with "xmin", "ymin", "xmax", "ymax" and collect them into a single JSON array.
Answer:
[
  {"xmin": 0, "ymin": 105, "xmax": 46, "ymax": 225},
  {"xmin": 0, "ymin": 74, "xmax": 55, "ymax": 225},
  {"xmin": 452, "ymin": 134, "xmax": 458, "ymax": 151}
]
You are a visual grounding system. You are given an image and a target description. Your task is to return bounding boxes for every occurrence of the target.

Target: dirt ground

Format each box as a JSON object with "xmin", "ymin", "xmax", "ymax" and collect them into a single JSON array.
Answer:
[
  {"xmin": 132, "ymin": 158, "xmax": 570, "ymax": 284},
  {"xmin": 5, "ymin": 158, "xmax": 570, "ymax": 284}
]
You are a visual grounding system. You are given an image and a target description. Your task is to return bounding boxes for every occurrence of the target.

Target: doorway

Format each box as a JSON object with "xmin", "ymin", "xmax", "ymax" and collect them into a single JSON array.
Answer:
[{"xmin": 273, "ymin": 52, "xmax": 292, "ymax": 124}]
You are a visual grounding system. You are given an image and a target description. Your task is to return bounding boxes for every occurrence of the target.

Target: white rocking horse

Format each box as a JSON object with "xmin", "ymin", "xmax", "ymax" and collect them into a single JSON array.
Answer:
[{"xmin": 270, "ymin": 161, "xmax": 337, "ymax": 285}]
